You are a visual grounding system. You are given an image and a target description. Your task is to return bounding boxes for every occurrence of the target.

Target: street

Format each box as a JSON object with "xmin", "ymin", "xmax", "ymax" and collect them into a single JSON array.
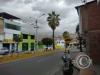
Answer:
[
  {"xmin": 0, "ymin": 47, "xmax": 98, "ymax": 75},
  {"xmin": 0, "ymin": 51, "xmax": 64, "ymax": 75},
  {"xmin": 0, "ymin": 1, "xmax": 100, "ymax": 75}
]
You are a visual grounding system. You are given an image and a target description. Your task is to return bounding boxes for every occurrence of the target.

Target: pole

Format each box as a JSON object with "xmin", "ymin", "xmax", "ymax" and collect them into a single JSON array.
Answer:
[
  {"xmin": 53, "ymin": 29, "xmax": 55, "ymax": 50},
  {"xmin": 34, "ymin": 20, "xmax": 39, "ymax": 51},
  {"xmin": 34, "ymin": 14, "xmax": 45, "ymax": 51},
  {"xmin": 36, "ymin": 20, "xmax": 38, "ymax": 50}
]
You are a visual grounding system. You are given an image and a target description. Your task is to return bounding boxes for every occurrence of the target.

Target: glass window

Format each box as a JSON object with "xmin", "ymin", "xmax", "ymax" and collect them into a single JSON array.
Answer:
[
  {"xmin": 5, "ymin": 23, "xmax": 21, "ymax": 31},
  {"xmin": 23, "ymin": 34, "xmax": 28, "ymax": 39},
  {"xmin": 22, "ymin": 43, "xmax": 28, "ymax": 51},
  {"xmin": 13, "ymin": 34, "xmax": 18, "ymax": 41},
  {"xmin": 31, "ymin": 35, "xmax": 35, "ymax": 39},
  {"xmin": 31, "ymin": 43, "xmax": 34, "ymax": 51}
]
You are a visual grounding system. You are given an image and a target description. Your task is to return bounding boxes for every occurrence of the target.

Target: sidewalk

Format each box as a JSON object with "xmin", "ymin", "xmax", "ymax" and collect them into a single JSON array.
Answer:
[
  {"xmin": 0, "ymin": 49, "xmax": 62, "ymax": 64},
  {"xmin": 70, "ymin": 50, "xmax": 100, "ymax": 75}
]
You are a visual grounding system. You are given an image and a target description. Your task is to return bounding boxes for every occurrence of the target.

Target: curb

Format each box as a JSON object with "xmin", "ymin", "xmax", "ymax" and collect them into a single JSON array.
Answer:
[{"xmin": 0, "ymin": 49, "xmax": 63, "ymax": 64}]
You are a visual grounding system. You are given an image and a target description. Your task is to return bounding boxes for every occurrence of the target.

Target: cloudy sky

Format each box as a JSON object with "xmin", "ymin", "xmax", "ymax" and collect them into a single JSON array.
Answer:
[{"xmin": 0, "ymin": 0, "xmax": 93, "ymax": 38}]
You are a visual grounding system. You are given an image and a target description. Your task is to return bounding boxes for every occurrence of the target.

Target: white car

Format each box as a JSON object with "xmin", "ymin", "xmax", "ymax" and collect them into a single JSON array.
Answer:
[
  {"xmin": 0, "ymin": 48, "xmax": 9, "ymax": 55},
  {"xmin": 47, "ymin": 46, "xmax": 52, "ymax": 50}
]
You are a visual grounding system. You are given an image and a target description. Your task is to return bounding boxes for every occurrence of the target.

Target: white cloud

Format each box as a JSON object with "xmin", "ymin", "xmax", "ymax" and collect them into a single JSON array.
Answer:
[{"xmin": 0, "ymin": 0, "xmax": 93, "ymax": 39}]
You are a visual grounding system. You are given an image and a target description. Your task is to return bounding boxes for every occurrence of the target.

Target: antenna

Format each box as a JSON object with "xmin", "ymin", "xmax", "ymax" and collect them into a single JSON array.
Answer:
[{"xmin": 81, "ymin": 0, "xmax": 87, "ymax": 4}]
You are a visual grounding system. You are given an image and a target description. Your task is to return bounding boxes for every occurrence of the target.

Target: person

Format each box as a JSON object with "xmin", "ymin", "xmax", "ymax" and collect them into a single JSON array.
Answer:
[{"xmin": 62, "ymin": 50, "xmax": 73, "ymax": 75}]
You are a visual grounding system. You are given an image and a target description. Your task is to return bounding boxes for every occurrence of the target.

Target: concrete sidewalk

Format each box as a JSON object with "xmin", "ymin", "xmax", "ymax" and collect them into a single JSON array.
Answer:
[{"xmin": 70, "ymin": 51, "xmax": 100, "ymax": 75}]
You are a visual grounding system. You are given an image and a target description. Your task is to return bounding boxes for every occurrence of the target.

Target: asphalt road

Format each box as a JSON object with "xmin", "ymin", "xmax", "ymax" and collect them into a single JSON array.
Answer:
[{"xmin": 0, "ymin": 51, "xmax": 64, "ymax": 75}]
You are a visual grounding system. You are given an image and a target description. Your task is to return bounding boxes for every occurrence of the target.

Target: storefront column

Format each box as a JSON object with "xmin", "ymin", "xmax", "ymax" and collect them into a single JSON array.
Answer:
[
  {"xmin": 10, "ymin": 43, "xmax": 12, "ymax": 53},
  {"xmin": 15, "ymin": 43, "xmax": 17, "ymax": 52},
  {"xmin": 0, "ymin": 42, "xmax": 2, "ymax": 49}
]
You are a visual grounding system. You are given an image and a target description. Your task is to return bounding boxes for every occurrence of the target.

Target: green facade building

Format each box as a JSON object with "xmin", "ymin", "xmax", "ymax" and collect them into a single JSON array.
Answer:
[{"xmin": 18, "ymin": 34, "xmax": 35, "ymax": 51}]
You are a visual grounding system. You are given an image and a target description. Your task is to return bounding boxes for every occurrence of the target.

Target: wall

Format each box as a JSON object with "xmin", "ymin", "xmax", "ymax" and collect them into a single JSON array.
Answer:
[
  {"xmin": 79, "ymin": 1, "xmax": 100, "ymax": 63},
  {"xmin": 0, "ymin": 18, "xmax": 4, "ymax": 41},
  {"xmin": 18, "ymin": 34, "xmax": 35, "ymax": 51},
  {"xmin": 4, "ymin": 19, "xmax": 21, "ymax": 41},
  {"xmin": 0, "ymin": 18, "xmax": 4, "ymax": 34}
]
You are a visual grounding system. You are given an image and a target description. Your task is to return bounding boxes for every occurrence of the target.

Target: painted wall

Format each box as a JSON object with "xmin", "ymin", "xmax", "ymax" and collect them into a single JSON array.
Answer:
[
  {"xmin": 4, "ymin": 29, "xmax": 21, "ymax": 40},
  {"xmin": 4, "ymin": 19, "xmax": 21, "ymax": 40},
  {"xmin": 18, "ymin": 34, "xmax": 35, "ymax": 51},
  {"xmin": 0, "ymin": 18, "xmax": 4, "ymax": 34}
]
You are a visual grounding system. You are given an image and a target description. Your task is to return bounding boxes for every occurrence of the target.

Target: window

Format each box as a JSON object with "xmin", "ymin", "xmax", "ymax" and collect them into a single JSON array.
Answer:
[
  {"xmin": 5, "ymin": 23, "xmax": 21, "ymax": 31},
  {"xmin": 22, "ymin": 43, "xmax": 28, "ymax": 51},
  {"xmin": 31, "ymin": 35, "xmax": 35, "ymax": 39},
  {"xmin": 31, "ymin": 43, "xmax": 34, "ymax": 51},
  {"xmin": 23, "ymin": 34, "xmax": 28, "ymax": 39},
  {"xmin": 13, "ymin": 34, "xmax": 18, "ymax": 41}
]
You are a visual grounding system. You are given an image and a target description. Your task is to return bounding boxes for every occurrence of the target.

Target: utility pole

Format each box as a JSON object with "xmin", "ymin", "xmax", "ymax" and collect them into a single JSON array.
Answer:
[
  {"xmin": 34, "ymin": 20, "xmax": 39, "ymax": 50},
  {"xmin": 33, "ymin": 14, "xmax": 45, "ymax": 51}
]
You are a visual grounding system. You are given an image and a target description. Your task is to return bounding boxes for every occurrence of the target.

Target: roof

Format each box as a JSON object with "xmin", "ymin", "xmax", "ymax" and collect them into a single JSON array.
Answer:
[
  {"xmin": 75, "ymin": 0, "xmax": 95, "ymax": 8},
  {"xmin": 0, "ymin": 12, "xmax": 20, "ymax": 19}
]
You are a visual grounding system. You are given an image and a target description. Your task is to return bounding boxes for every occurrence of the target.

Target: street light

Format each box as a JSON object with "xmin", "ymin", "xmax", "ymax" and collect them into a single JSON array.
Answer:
[{"xmin": 33, "ymin": 14, "xmax": 45, "ymax": 50}]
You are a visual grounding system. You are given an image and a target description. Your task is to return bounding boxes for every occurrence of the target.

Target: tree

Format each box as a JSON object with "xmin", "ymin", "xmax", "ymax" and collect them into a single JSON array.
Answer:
[
  {"xmin": 47, "ymin": 11, "xmax": 60, "ymax": 50},
  {"xmin": 62, "ymin": 31, "xmax": 72, "ymax": 50},
  {"xmin": 41, "ymin": 37, "xmax": 53, "ymax": 50},
  {"xmin": 13, "ymin": 34, "xmax": 23, "ymax": 51}
]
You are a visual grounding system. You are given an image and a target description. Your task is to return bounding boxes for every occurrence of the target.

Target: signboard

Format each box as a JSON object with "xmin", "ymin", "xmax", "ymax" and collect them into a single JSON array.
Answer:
[{"xmin": 3, "ymin": 39, "xmax": 15, "ymax": 43}]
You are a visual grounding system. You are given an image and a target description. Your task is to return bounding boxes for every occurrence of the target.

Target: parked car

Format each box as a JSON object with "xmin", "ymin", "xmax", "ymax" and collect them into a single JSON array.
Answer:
[
  {"xmin": 0, "ymin": 47, "xmax": 9, "ymax": 55},
  {"xmin": 48, "ymin": 46, "xmax": 52, "ymax": 50}
]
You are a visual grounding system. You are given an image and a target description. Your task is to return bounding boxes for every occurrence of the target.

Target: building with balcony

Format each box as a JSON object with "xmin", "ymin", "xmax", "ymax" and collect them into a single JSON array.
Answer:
[
  {"xmin": 0, "ymin": 12, "xmax": 35, "ymax": 52},
  {"xmin": 0, "ymin": 12, "xmax": 21, "ymax": 52}
]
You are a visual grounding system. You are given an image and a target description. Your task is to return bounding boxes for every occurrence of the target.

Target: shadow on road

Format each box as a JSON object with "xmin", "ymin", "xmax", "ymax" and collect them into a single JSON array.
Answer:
[{"xmin": 53, "ymin": 67, "xmax": 79, "ymax": 75}]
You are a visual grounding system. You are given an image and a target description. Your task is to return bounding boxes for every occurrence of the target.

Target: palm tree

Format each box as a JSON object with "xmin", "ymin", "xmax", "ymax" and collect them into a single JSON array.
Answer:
[{"xmin": 47, "ymin": 11, "xmax": 60, "ymax": 50}]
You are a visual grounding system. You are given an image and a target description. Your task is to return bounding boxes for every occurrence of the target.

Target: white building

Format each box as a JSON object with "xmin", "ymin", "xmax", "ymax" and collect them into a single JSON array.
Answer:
[
  {"xmin": 0, "ymin": 12, "xmax": 21, "ymax": 52},
  {"xmin": 55, "ymin": 37, "xmax": 65, "ymax": 48},
  {"xmin": 55, "ymin": 39, "xmax": 65, "ymax": 48}
]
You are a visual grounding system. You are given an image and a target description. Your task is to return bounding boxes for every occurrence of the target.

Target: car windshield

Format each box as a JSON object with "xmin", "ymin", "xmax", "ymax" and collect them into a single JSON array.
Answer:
[{"xmin": 1, "ymin": 48, "xmax": 8, "ymax": 50}]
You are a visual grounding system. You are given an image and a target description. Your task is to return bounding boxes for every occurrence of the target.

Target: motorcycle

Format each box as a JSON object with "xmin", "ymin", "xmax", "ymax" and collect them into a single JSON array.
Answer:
[
  {"xmin": 62, "ymin": 52, "xmax": 73, "ymax": 75},
  {"xmin": 62, "ymin": 52, "xmax": 96, "ymax": 75}
]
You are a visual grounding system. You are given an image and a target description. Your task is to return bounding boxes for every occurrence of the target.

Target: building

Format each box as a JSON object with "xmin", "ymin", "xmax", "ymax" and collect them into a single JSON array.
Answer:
[
  {"xmin": 0, "ymin": 12, "xmax": 35, "ymax": 52},
  {"xmin": 55, "ymin": 36, "xmax": 65, "ymax": 48},
  {"xmin": 18, "ymin": 33, "xmax": 35, "ymax": 51},
  {"xmin": 0, "ymin": 12, "xmax": 21, "ymax": 52},
  {"xmin": 76, "ymin": 0, "xmax": 100, "ymax": 63}
]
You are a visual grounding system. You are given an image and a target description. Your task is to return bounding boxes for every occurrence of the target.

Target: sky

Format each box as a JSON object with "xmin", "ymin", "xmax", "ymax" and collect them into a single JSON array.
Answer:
[{"xmin": 0, "ymin": 0, "xmax": 93, "ymax": 39}]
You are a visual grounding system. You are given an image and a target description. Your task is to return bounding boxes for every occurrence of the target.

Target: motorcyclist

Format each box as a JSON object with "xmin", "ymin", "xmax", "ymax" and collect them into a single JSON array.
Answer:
[
  {"xmin": 62, "ymin": 50, "xmax": 73, "ymax": 75},
  {"xmin": 72, "ymin": 52, "xmax": 96, "ymax": 75},
  {"xmin": 62, "ymin": 51, "xmax": 96, "ymax": 75}
]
